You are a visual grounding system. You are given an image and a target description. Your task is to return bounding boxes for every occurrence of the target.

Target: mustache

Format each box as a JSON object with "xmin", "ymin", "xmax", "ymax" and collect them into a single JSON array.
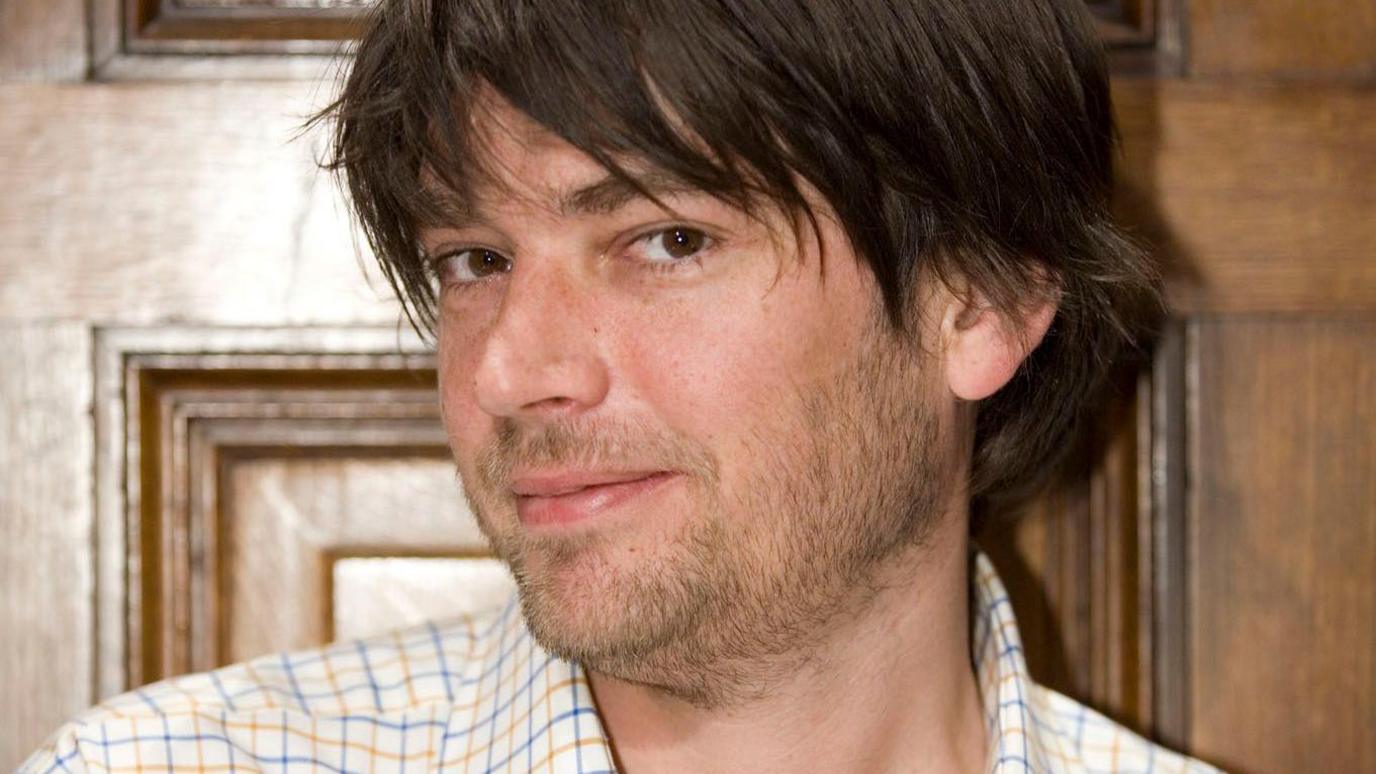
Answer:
[{"xmin": 474, "ymin": 415, "xmax": 719, "ymax": 492}]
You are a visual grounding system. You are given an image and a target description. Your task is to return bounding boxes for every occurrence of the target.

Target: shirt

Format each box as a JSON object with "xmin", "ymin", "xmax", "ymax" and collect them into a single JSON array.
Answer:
[{"xmin": 20, "ymin": 552, "xmax": 1219, "ymax": 773}]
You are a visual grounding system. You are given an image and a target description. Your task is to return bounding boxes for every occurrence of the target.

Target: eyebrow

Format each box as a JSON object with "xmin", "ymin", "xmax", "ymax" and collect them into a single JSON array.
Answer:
[
  {"xmin": 420, "ymin": 170, "xmax": 699, "ymax": 232},
  {"xmin": 557, "ymin": 171, "xmax": 697, "ymax": 217}
]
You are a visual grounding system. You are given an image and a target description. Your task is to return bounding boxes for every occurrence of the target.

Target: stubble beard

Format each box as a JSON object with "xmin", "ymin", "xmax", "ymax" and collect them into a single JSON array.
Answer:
[{"xmin": 458, "ymin": 314, "xmax": 951, "ymax": 708}]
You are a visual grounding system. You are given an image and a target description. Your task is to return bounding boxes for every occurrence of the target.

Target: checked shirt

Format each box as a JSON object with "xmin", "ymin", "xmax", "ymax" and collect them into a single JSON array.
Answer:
[{"xmin": 21, "ymin": 552, "xmax": 1219, "ymax": 773}]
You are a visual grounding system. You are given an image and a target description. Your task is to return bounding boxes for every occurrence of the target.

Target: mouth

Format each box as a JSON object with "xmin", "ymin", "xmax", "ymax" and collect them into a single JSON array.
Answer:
[{"xmin": 512, "ymin": 470, "xmax": 679, "ymax": 529}]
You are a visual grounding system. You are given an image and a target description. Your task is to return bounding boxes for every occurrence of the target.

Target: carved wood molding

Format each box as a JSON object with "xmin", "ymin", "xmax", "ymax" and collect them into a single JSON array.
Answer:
[
  {"xmin": 130, "ymin": 0, "xmax": 366, "ymax": 52},
  {"xmin": 93, "ymin": 327, "xmax": 443, "ymax": 693},
  {"xmin": 91, "ymin": 0, "xmax": 1178, "ymax": 78},
  {"xmin": 1089, "ymin": 0, "xmax": 1157, "ymax": 47}
]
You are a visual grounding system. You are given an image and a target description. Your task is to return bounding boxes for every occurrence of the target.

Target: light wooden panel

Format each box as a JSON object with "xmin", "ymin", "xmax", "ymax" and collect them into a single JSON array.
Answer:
[
  {"xmin": 1114, "ymin": 80, "xmax": 1376, "ymax": 314},
  {"xmin": 125, "ymin": 360, "xmax": 446, "ymax": 681},
  {"xmin": 0, "ymin": 83, "xmax": 397, "ymax": 326},
  {"xmin": 94, "ymin": 326, "xmax": 511, "ymax": 680},
  {"xmin": 330, "ymin": 556, "xmax": 514, "ymax": 643},
  {"xmin": 0, "ymin": 324, "xmax": 93, "ymax": 770},
  {"xmin": 225, "ymin": 457, "xmax": 496, "ymax": 662},
  {"xmin": 0, "ymin": 0, "xmax": 87, "ymax": 81},
  {"xmin": 1190, "ymin": 318, "xmax": 1376, "ymax": 772},
  {"xmin": 92, "ymin": 327, "xmax": 436, "ymax": 693},
  {"xmin": 1189, "ymin": 0, "xmax": 1376, "ymax": 77}
]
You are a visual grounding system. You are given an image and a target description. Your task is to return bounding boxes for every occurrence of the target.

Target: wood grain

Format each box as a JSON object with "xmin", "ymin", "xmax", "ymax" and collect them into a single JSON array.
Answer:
[
  {"xmin": 92, "ymin": 327, "xmax": 436, "ymax": 695},
  {"xmin": 1189, "ymin": 0, "xmax": 1376, "ymax": 77},
  {"xmin": 1114, "ymin": 79, "xmax": 1376, "ymax": 314},
  {"xmin": 97, "ymin": 330, "xmax": 442, "ymax": 684},
  {"xmin": 0, "ymin": 324, "xmax": 93, "ymax": 770},
  {"xmin": 226, "ymin": 457, "xmax": 485, "ymax": 662},
  {"xmin": 128, "ymin": 0, "xmax": 364, "ymax": 52},
  {"xmin": 1190, "ymin": 318, "xmax": 1376, "ymax": 772},
  {"xmin": 0, "ymin": 0, "xmax": 87, "ymax": 82},
  {"xmin": 1088, "ymin": 0, "xmax": 1156, "ymax": 46},
  {"xmin": 979, "ymin": 362, "xmax": 1155, "ymax": 734},
  {"xmin": 329, "ymin": 556, "xmax": 514, "ymax": 643},
  {"xmin": 1147, "ymin": 321, "xmax": 1191, "ymax": 749},
  {"xmin": 0, "ymin": 83, "xmax": 400, "ymax": 325}
]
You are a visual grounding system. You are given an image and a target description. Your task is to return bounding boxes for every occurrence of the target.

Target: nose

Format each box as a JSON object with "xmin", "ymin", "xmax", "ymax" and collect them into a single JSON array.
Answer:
[{"xmin": 472, "ymin": 260, "xmax": 610, "ymax": 421}]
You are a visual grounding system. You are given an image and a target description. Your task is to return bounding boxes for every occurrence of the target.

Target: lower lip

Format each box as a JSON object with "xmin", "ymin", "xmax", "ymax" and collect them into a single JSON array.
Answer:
[{"xmin": 515, "ymin": 472, "xmax": 679, "ymax": 529}]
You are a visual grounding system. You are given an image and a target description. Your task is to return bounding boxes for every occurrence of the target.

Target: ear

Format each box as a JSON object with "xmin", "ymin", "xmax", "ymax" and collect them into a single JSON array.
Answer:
[{"xmin": 939, "ymin": 282, "xmax": 1058, "ymax": 402}]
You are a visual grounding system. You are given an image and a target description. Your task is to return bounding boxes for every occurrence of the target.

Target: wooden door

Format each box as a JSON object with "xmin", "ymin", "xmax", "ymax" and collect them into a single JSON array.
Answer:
[{"xmin": 2, "ymin": 2, "xmax": 1373, "ymax": 771}]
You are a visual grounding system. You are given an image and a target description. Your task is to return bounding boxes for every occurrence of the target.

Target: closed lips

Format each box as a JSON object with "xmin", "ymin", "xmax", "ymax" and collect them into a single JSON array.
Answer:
[{"xmin": 511, "ymin": 471, "xmax": 667, "ymax": 498}]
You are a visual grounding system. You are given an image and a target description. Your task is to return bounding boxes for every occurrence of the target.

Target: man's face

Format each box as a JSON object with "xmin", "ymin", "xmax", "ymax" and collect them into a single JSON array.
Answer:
[{"xmin": 427, "ymin": 97, "xmax": 959, "ymax": 704}]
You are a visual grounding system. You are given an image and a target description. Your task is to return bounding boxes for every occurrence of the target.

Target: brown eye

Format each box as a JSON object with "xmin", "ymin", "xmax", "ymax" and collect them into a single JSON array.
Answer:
[
  {"xmin": 645, "ymin": 227, "xmax": 710, "ymax": 263},
  {"xmin": 437, "ymin": 248, "xmax": 512, "ymax": 286},
  {"xmin": 466, "ymin": 249, "xmax": 511, "ymax": 278}
]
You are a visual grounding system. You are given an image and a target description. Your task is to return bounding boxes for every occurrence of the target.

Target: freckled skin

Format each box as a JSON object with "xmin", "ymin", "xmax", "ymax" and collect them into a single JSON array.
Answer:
[{"xmin": 431, "ymin": 100, "xmax": 899, "ymax": 642}]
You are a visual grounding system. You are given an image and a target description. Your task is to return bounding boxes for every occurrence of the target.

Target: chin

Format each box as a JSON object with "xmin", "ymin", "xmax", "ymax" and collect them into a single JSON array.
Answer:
[{"xmin": 508, "ymin": 532, "xmax": 713, "ymax": 668}]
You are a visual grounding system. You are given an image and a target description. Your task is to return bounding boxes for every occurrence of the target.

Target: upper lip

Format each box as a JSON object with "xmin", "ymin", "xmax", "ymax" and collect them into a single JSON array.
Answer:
[{"xmin": 510, "ymin": 469, "xmax": 668, "ymax": 498}]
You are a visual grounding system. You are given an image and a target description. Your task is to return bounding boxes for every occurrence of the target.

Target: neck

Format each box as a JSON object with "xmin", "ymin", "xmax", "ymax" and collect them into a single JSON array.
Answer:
[{"xmin": 587, "ymin": 522, "xmax": 986, "ymax": 774}]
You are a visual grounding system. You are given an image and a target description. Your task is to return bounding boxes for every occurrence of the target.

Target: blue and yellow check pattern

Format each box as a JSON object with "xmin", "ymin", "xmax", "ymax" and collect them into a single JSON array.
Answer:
[{"xmin": 21, "ymin": 553, "xmax": 1218, "ymax": 772}]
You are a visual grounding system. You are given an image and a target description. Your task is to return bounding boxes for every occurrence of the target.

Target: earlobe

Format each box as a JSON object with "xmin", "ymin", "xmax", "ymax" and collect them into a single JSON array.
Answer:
[{"xmin": 942, "ymin": 291, "xmax": 1058, "ymax": 402}]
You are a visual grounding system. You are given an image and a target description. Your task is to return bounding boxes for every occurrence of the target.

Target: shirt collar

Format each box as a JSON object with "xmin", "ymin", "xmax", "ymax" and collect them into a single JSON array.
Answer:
[{"xmin": 971, "ymin": 549, "xmax": 1064, "ymax": 772}]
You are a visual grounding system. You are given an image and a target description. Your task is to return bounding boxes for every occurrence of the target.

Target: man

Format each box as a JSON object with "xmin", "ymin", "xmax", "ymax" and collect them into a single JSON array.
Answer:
[{"xmin": 24, "ymin": 0, "xmax": 1218, "ymax": 772}]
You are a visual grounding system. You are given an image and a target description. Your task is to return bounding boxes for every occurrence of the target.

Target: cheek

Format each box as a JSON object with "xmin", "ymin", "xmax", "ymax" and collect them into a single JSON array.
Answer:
[
  {"xmin": 436, "ymin": 316, "xmax": 493, "ymax": 458},
  {"xmin": 614, "ymin": 266, "xmax": 867, "ymax": 468}
]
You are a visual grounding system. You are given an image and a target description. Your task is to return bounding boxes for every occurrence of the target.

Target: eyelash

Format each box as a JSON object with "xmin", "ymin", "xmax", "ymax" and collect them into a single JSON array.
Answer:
[
  {"xmin": 428, "ymin": 224, "xmax": 715, "ymax": 291},
  {"xmin": 633, "ymin": 225, "xmax": 716, "ymax": 273}
]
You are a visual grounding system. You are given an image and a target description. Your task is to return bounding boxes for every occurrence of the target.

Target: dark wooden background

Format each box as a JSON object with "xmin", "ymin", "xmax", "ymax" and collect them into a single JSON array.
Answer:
[{"xmin": 2, "ymin": 1, "xmax": 1373, "ymax": 770}]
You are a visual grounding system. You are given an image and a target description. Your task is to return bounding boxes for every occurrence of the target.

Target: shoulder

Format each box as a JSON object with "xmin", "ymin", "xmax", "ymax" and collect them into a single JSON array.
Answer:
[
  {"xmin": 1024, "ymin": 683, "xmax": 1223, "ymax": 773},
  {"xmin": 18, "ymin": 604, "xmax": 515, "ymax": 773}
]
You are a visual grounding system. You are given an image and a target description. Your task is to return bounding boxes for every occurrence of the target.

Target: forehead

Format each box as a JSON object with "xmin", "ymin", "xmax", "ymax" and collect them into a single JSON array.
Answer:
[
  {"xmin": 413, "ymin": 95, "xmax": 588, "ymax": 223},
  {"xmin": 422, "ymin": 90, "xmax": 773, "ymax": 235},
  {"xmin": 420, "ymin": 92, "xmax": 688, "ymax": 226},
  {"xmin": 468, "ymin": 94, "xmax": 599, "ymax": 202}
]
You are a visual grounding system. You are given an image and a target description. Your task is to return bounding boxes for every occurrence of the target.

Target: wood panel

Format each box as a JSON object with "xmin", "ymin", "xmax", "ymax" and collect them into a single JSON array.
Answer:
[
  {"xmin": 126, "ymin": 360, "xmax": 447, "ymax": 682},
  {"xmin": 0, "ymin": 324, "xmax": 93, "ymax": 770},
  {"xmin": 329, "ymin": 556, "xmax": 514, "ymax": 643},
  {"xmin": 161, "ymin": 394, "xmax": 447, "ymax": 677},
  {"xmin": 93, "ymin": 326, "xmax": 514, "ymax": 683},
  {"xmin": 225, "ymin": 458, "xmax": 505, "ymax": 662},
  {"xmin": 980, "ymin": 360, "xmax": 1156, "ymax": 734},
  {"xmin": 90, "ymin": 0, "xmax": 361, "ymax": 77},
  {"xmin": 1114, "ymin": 80, "xmax": 1376, "ymax": 314},
  {"xmin": 1189, "ymin": 0, "xmax": 1376, "ymax": 77},
  {"xmin": 0, "ymin": 0, "xmax": 87, "ymax": 81},
  {"xmin": 1087, "ymin": 0, "xmax": 1158, "ymax": 45},
  {"xmin": 92, "ymin": 327, "xmax": 435, "ymax": 694},
  {"xmin": 0, "ymin": 83, "xmax": 397, "ymax": 326},
  {"xmin": 127, "ymin": 0, "xmax": 365, "ymax": 52},
  {"xmin": 1190, "ymin": 318, "xmax": 1376, "ymax": 772}
]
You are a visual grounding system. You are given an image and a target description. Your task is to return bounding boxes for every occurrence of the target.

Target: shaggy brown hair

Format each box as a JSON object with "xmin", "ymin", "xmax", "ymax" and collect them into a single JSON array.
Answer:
[{"xmin": 313, "ymin": 0, "xmax": 1162, "ymax": 517}]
